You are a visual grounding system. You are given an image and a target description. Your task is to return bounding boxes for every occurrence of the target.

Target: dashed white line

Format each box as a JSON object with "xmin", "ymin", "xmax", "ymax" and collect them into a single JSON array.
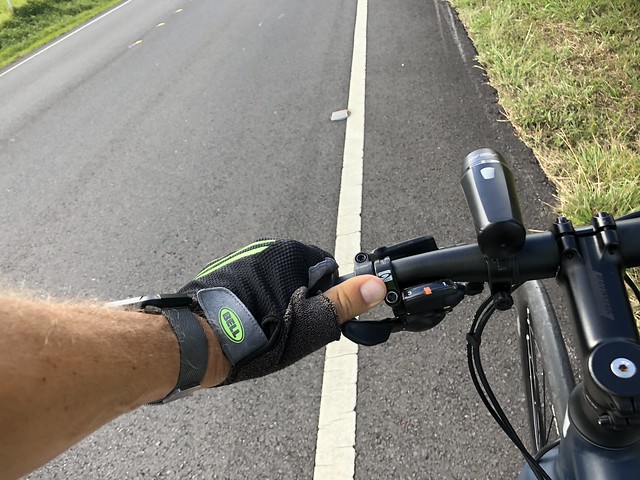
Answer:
[
  {"xmin": 313, "ymin": 0, "xmax": 368, "ymax": 477},
  {"xmin": 0, "ymin": 0, "xmax": 134, "ymax": 79}
]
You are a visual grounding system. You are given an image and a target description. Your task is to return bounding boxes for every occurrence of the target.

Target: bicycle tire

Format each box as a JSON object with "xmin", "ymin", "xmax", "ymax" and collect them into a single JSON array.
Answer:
[{"xmin": 515, "ymin": 281, "xmax": 575, "ymax": 453}]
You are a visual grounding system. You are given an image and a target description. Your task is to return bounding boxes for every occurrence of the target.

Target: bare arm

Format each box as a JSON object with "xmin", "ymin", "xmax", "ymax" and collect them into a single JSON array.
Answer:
[
  {"xmin": 0, "ymin": 275, "xmax": 384, "ymax": 479},
  {"xmin": 0, "ymin": 297, "xmax": 230, "ymax": 480}
]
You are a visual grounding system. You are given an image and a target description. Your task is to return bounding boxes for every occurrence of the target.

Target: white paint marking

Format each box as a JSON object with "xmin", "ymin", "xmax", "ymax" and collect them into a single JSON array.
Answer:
[
  {"xmin": 258, "ymin": 22, "xmax": 263, "ymax": 27},
  {"xmin": 445, "ymin": 3, "xmax": 468, "ymax": 63},
  {"xmin": 156, "ymin": 22, "xmax": 166, "ymax": 27},
  {"xmin": 128, "ymin": 39, "xmax": 143, "ymax": 48},
  {"xmin": 313, "ymin": 0, "xmax": 367, "ymax": 477},
  {"xmin": 175, "ymin": 8, "xmax": 183, "ymax": 13},
  {"xmin": 0, "ymin": 0, "xmax": 134, "ymax": 79},
  {"xmin": 432, "ymin": 0, "xmax": 447, "ymax": 47},
  {"xmin": 278, "ymin": 13, "xmax": 285, "ymax": 20}
]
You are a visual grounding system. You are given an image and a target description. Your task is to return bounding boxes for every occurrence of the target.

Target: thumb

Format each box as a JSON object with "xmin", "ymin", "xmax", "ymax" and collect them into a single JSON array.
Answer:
[{"xmin": 323, "ymin": 275, "xmax": 386, "ymax": 324}]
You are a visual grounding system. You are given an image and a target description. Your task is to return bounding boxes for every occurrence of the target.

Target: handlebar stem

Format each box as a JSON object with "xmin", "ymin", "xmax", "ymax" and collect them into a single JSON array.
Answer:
[
  {"xmin": 555, "ymin": 215, "xmax": 640, "ymax": 447},
  {"xmin": 555, "ymin": 215, "xmax": 639, "ymax": 353}
]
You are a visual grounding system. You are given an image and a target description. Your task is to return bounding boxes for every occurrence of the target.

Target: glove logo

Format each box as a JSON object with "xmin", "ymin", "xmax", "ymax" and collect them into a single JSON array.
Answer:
[{"xmin": 219, "ymin": 307, "xmax": 245, "ymax": 343}]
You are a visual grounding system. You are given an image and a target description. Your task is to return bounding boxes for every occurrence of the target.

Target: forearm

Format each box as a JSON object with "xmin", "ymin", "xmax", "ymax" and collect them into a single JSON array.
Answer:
[{"xmin": 0, "ymin": 296, "xmax": 229, "ymax": 480}]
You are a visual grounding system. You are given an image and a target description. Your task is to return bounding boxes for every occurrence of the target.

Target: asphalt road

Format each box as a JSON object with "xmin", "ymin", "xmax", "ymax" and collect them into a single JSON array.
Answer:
[{"xmin": 0, "ymin": 0, "xmax": 559, "ymax": 478}]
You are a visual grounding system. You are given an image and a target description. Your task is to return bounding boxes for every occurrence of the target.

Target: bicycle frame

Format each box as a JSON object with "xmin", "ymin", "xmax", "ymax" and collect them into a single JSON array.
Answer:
[{"xmin": 520, "ymin": 215, "xmax": 640, "ymax": 479}]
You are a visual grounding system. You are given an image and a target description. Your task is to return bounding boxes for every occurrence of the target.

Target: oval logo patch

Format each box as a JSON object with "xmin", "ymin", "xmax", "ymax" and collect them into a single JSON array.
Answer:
[{"xmin": 219, "ymin": 307, "xmax": 244, "ymax": 343}]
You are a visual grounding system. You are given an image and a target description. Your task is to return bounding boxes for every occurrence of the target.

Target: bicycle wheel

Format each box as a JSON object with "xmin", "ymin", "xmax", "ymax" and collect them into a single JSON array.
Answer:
[{"xmin": 516, "ymin": 281, "xmax": 575, "ymax": 453}]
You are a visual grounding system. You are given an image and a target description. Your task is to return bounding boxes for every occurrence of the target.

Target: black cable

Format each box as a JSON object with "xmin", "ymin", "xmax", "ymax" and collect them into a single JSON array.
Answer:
[
  {"xmin": 466, "ymin": 296, "xmax": 553, "ymax": 480},
  {"xmin": 471, "ymin": 305, "xmax": 550, "ymax": 479},
  {"xmin": 625, "ymin": 273, "xmax": 640, "ymax": 303},
  {"xmin": 535, "ymin": 439, "xmax": 561, "ymax": 461},
  {"xmin": 617, "ymin": 210, "xmax": 640, "ymax": 221},
  {"xmin": 471, "ymin": 306, "xmax": 539, "ymax": 464}
]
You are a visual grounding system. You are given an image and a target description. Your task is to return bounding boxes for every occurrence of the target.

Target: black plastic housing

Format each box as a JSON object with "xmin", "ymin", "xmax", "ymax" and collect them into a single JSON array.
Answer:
[{"xmin": 461, "ymin": 149, "xmax": 526, "ymax": 259}]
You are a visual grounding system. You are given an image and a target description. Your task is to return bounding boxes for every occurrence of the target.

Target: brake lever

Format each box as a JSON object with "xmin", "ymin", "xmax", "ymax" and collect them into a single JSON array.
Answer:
[
  {"xmin": 341, "ymin": 310, "xmax": 450, "ymax": 346},
  {"xmin": 342, "ymin": 318, "xmax": 400, "ymax": 346}
]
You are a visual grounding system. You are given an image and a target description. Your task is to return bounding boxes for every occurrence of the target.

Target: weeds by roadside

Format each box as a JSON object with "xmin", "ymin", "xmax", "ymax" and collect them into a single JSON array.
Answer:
[
  {"xmin": 0, "ymin": 0, "xmax": 28, "ymax": 26},
  {"xmin": 451, "ymin": 0, "xmax": 639, "ymax": 218},
  {"xmin": 0, "ymin": 0, "xmax": 121, "ymax": 69}
]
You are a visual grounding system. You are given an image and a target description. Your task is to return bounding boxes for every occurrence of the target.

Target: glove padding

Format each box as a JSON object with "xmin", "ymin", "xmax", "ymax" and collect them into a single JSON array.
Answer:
[{"xmin": 179, "ymin": 239, "xmax": 341, "ymax": 383}]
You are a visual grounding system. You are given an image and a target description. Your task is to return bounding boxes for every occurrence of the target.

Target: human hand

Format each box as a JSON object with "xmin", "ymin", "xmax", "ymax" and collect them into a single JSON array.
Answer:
[{"xmin": 180, "ymin": 239, "xmax": 385, "ymax": 383}]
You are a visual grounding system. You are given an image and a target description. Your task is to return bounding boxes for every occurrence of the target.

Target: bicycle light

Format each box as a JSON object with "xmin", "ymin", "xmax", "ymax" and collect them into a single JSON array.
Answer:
[{"xmin": 461, "ymin": 148, "xmax": 526, "ymax": 259}]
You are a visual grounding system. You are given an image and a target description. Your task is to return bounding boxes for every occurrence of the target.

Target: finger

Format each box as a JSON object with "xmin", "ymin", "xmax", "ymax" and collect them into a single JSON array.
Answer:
[{"xmin": 323, "ymin": 275, "xmax": 386, "ymax": 324}]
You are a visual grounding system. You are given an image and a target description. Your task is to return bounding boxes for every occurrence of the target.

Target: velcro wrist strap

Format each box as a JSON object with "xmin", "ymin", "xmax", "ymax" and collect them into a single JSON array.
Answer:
[
  {"xmin": 153, "ymin": 307, "xmax": 209, "ymax": 404},
  {"xmin": 196, "ymin": 287, "xmax": 268, "ymax": 366}
]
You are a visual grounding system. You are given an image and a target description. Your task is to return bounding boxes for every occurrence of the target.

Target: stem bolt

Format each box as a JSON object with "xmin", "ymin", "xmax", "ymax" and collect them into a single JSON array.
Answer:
[
  {"xmin": 598, "ymin": 414, "xmax": 613, "ymax": 427},
  {"xmin": 355, "ymin": 253, "xmax": 369, "ymax": 263},
  {"xmin": 385, "ymin": 291, "xmax": 399, "ymax": 305},
  {"xmin": 611, "ymin": 358, "xmax": 636, "ymax": 379}
]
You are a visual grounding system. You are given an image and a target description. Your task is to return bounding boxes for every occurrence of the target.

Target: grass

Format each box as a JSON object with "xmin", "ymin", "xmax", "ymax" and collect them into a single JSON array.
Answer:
[
  {"xmin": 0, "ymin": 0, "xmax": 28, "ymax": 25},
  {"xmin": 450, "ymin": 0, "xmax": 640, "ymax": 321},
  {"xmin": 0, "ymin": 0, "xmax": 122, "ymax": 69}
]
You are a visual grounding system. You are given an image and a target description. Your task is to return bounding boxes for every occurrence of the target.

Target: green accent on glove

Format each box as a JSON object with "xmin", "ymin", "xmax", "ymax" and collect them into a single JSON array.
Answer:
[{"xmin": 195, "ymin": 239, "xmax": 276, "ymax": 280}]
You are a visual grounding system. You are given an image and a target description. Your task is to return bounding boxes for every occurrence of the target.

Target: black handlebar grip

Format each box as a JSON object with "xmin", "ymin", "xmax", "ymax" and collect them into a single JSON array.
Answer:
[{"xmin": 460, "ymin": 149, "xmax": 525, "ymax": 259}]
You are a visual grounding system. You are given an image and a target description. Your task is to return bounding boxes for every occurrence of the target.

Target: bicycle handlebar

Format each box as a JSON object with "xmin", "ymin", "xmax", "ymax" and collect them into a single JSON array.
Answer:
[
  {"xmin": 339, "ymin": 217, "xmax": 639, "ymax": 302},
  {"xmin": 339, "ymin": 149, "xmax": 640, "ymax": 350},
  {"xmin": 387, "ymin": 218, "xmax": 640, "ymax": 286}
]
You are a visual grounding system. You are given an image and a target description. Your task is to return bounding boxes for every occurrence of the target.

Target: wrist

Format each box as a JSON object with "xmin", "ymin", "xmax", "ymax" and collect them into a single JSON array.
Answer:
[{"xmin": 193, "ymin": 314, "xmax": 231, "ymax": 388}]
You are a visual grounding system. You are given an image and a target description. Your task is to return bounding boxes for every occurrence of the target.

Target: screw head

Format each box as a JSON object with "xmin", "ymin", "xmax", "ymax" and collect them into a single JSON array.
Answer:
[
  {"xmin": 385, "ymin": 291, "xmax": 399, "ymax": 304},
  {"xmin": 611, "ymin": 358, "xmax": 637, "ymax": 379},
  {"xmin": 598, "ymin": 414, "xmax": 613, "ymax": 427},
  {"xmin": 355, "ymin": 253, "xmax": 368, "ymax": 263}
]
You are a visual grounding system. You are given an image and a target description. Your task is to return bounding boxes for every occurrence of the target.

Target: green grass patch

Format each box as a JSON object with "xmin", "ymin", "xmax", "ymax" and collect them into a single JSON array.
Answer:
[
  {"xmin": 0, "ymin": 0, "xmax": 122, "ymax": 70},
  {"xmin": 0, "ymin": 0, "xmax": 29, "ymax": 26},
  {"xmin": 450, "ymin": 0, "xmax": 640, "ymax": 321},
  {"xmin": 451, "ymin": 0, "xmax": 639, "ymax": 220}
]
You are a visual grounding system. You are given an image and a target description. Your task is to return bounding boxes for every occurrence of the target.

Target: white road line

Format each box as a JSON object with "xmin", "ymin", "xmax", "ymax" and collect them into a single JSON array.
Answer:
[
  {"xmin": 313, "ymin": 0, "xmax": 367, "ymax": 477},
  {"xmin": 0, "ymin": 0, "xmax": 134, "ymax": 79},
  {"xmin": 432, "ymin": 0, "xmax": 447, "ymax": 47},
  {"xmin": 445, "ymin": 2, "xmax": 468, "ymax": 63}
]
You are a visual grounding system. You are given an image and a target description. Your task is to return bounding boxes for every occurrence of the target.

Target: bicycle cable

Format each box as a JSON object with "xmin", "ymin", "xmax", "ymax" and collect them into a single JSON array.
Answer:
[
  {"xmin": 534, "ymin": 439, "xmax": 561, "ymax": 461},
  {"xmin": 618, "ymin": 210, "xmax": 640, "ymax": 221},
  {"xmin": 624, "ymin": 273, "xmax": 640, "ymax": 303},
  {"xmin": 466, "ymin": 293, "xmax": 553, "ymax": 480}
]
